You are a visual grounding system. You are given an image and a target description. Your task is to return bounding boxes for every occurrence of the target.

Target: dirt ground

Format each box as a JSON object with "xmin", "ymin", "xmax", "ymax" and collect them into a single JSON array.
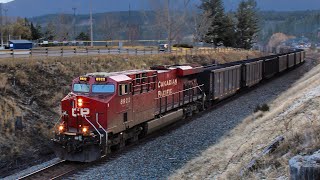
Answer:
[
  {"xmin": 170, "ymin": 51, "xmax": 320, "ymax": 179},
  {"xmin": 0, "ymin": 50, "xmax": 261, "ymax": 177}
]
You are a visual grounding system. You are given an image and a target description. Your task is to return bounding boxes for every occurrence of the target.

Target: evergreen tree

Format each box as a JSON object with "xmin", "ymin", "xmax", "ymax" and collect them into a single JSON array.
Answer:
[
  {"xmin": 200, "ymin": 0, "xmax": 226, "ymax": 46},
  {"xmin": 76, "ymin": 32, "xmax": 90, "ymax": 41},
  {"xmin": 36, "ymin": 24, "xmax": 43, "ymax": 39},
  {"xmin": 235, "ymin": 0, "xmax": 259, "ymax": 49},
  {"xmin": 44, "ymin": 21, "xmax": 55, "ymax": 40},
  {"xmin": 222, "ymin": 13, "xmax": 236, "ymax": 47},
  {"xmin": 30, "ymin": 23, "xmax": 42, "ymax": 40}
]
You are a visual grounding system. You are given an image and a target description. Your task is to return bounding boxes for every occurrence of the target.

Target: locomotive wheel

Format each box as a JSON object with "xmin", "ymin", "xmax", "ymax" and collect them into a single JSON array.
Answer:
[
  {"xmin": 138, "ymin": 123, "xmax": 148, "ymax": 139},
  {"xmin": 119, "ymin": 135, "xmax": 125, "ymax": 149}
]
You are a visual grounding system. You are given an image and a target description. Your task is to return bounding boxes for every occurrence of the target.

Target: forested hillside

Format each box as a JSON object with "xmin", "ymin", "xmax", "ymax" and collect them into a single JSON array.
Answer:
[
  {"xmin": 259, "ymin": 10, "xmax": 320, "ymax": 43},
  {"xmin": 8, "ymin": 10, "xmax": 320, "ymax": 44}
]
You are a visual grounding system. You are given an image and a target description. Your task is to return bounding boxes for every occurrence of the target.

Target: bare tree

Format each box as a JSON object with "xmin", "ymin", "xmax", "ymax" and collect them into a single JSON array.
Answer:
[
  {"xmin": 192, "ymin": 9, "xmax": 211, "ymax": 43},
  {"xmin": 55, "ymin": 13, "xmax": 72, "ymax": 41},
  {"xmin": 126, "ymin": 6, "xmax": 141, "ymax": 43},
  {"xmin": 150, "ymin": 0, "xmax": 192, "ymax": 51},
  {"xmin": 100, "ymin": 15, "xmax": 116, "ymax": 40}
]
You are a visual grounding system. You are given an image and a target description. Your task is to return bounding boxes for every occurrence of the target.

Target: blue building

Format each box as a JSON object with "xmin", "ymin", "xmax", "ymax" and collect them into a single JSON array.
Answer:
[{"xmin": 9, "ymin": 40, "xmax": 33, "ymax": 49}]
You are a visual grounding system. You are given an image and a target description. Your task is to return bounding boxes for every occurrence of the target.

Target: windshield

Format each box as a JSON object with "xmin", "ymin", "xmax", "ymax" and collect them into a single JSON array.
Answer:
[
  {"xmin": 73, "ymin": 84, "xmax": 90, "ymax": 93},
  {"xmin": 92, "ymin": 84, "xmax": 115, "ymax": 93}
]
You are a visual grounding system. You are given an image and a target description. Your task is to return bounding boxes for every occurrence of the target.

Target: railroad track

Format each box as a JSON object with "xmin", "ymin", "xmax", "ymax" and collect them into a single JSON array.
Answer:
[
  {"xmin": 18, "ymin": 160, "xmax": 81, "ymax": 180},
  {"xmin": 16, "ymin": 61, "xmax": 307, "ymax": 179}
]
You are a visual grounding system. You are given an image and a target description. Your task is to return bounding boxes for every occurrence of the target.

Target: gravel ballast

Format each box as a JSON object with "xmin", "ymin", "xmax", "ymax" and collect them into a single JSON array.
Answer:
[{"xmin": 69, "ymin": 62, "xmax": 310, "ymax": 179}]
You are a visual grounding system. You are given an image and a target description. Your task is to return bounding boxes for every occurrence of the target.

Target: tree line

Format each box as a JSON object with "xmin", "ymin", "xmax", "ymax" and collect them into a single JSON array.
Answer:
[
  {"xmin": 2, "ymin": 0, "xmax": 260, "ymax": 49},
  {"xmin": 259, "ymin": 10, "xmax": 320, "ymax": 43},
  {"xmin": 1, "ymin": 17, "xmax": 90, "ymax": 42},
  {"xmin": 199, "ymin": 0, "xmax": 259, "ymax": 49}
]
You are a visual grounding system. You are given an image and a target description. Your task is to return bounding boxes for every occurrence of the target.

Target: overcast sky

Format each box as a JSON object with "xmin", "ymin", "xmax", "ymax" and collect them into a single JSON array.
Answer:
[
  {"xmin": 1, "ymin": 0, "xmax": 320, "ymax": 15},
  {"xmin": 0, "ymin": 0, "xmax": 13, "ymax": 2}
]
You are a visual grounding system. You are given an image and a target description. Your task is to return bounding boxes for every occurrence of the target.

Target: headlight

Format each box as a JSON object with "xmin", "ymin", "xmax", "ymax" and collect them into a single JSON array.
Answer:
[
  {"xmin": 77, "ymin": 98, "xmax": 83, "ymax": 107},
  {"xmin": 58, "ymin": 125, "xmax": 64, "ymax": 133},
  {"xmin": 82, "ymin": 126, "xmax": 90, "ymax": 135}
]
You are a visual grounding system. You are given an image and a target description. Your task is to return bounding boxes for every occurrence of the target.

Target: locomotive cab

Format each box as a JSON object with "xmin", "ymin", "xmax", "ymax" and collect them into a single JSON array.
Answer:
[{"xmin": 53, "ymin": 73, "xmax": 131, "ymax": 162}]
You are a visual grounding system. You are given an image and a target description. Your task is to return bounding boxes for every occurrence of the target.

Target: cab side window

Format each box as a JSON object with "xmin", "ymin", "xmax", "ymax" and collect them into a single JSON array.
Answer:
[
  {"xmin": 119, "ymin": 84, "xmax": 129, "ymax": 96},
  {"xmin": 136, "ymin": 74, "xmax": 141, "ymax": 84},
  {"xmin": 142, "ymin": 73, "xmax": 147, "ymax": 83}
]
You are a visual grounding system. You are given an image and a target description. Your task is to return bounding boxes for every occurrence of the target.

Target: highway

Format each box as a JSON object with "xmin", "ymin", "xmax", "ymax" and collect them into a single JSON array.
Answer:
[{"xmin": 0, "ymin": 48, "xmax": 169, "ymax": 59}]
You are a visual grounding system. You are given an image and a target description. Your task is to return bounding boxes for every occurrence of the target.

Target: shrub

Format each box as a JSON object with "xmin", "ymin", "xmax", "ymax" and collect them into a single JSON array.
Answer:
[
  {"xmin": 254, "ymin": 104, "xmax": 270, "ymax": 112},
  {"xmin": 173, "ymin": 44, "xmax": 193, "ymax": 48}
]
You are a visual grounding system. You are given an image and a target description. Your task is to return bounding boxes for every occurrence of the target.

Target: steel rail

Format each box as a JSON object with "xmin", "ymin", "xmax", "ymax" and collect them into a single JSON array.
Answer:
[{"xmin": 17, "ymin": 160, "xmax": 80, "ymax": 180}]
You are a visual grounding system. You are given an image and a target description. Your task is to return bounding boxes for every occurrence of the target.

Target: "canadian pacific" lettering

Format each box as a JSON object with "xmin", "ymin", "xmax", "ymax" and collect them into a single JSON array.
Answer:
[
  {"xmin": 158, "ymin": 79, "xmax": 178, "ymax": 88},
  {"xmin": 158, "ymin": 78, "xmax": 178, "ymax": 98}
]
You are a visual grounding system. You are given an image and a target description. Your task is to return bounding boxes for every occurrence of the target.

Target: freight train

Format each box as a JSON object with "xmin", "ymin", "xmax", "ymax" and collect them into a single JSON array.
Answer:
[{"xmin": 53, "ymin": 49, "xmax": 305, "ymax": 162}]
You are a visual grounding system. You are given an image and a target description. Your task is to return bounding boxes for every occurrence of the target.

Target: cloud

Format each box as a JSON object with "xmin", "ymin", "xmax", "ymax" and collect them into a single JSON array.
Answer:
[{"xmin": 0, "ymin": 0, "xmax": 13, "ymax": 3}]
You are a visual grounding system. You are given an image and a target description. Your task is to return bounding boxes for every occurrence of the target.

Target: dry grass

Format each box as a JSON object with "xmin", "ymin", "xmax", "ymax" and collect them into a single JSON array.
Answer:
[
  {"xmin": 170, "ymin": 52, "xmax": 320, "ymax": 179},
  {"xmin": 267, "ymin": 33, "xmax": 295, "ymax": 48},
  {"xmin": 0, "ymin": 97, "xmax": 22, "ymax": 135},
  {"xmin": 0, "ymin": 50, "xmax": 261, "ymax": 67},
  {"xmin": 0, "ymin": 73, "xmax": 8, "ymax": 90}
]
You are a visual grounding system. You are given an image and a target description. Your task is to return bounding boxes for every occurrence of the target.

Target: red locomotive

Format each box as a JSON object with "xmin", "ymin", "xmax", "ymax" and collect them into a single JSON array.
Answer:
[
  {"xmin": 53, "ymin": 65, "xmax": 205, "ymax": 162},
  {"xmin": 53, "ymin": 50, "xmax": 305, "ymax": 162}
]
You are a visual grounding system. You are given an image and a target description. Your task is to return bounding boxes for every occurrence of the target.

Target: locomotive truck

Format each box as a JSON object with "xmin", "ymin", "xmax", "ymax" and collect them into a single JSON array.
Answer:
[{"xmin": 53, "ymin": 49, "xmax": 305, "ymax": 162}]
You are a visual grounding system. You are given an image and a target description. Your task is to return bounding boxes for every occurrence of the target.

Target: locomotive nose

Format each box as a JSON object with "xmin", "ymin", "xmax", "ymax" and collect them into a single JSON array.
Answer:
[
  {"xmin": 77, "ymin": 98, "xmax": 84, "ymax": 107},
  {"xmin": 70, "ymin": 96, "xmax": 91, "ymax": 118}
]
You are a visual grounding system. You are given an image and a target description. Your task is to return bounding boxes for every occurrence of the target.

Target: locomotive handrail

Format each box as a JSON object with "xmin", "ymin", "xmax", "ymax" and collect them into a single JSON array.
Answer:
[
  {"xmin": 132, "ymin": 81, "xmax": 157, "ymax": 88},
  {"xmin": 96, "ymin": 113, "xmax": 108, "ymax": 146},
  {"xmin": 84, "ymin": 115, "xmax": 103, "ymax": 145},
  {"xmin": 156, "ymin": 84, "xmax": 205, "ymax": 114},
  {"xmin": 53, "ymin": 114, "xmax": 64, "ymax": 132},
  {"xmin": 133, "ymin": 74, "xmax": 157, "ymax": 80},
  {"xmin": 197, "ymin": 84, "xmax": 204, "ymax": 92}
]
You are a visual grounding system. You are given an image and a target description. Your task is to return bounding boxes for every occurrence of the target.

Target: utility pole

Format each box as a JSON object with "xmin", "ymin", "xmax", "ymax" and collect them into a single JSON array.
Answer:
[
  {"xmin": 129, "ymin": 3, "xmax": 131, "ymax": 19},
  {"xmin": 4, "ymin": 8, "xmax": 7, "ymax": 25},
  {"xmin": 128, "ymin": 3, "xmax": 131, "ymax": 42},
  {"xmin": 0, "ymin": 3, "xmax": 3, "ymax": 48},
  {"xmin": 167, "ymin": 0, "xmax": 171, "ymax": 52},
  {"xmin": 90, "ymin": 0, "xmax": 93, "ymax": 47},
  {"xmin": 72, "ymin": 7, "xmax": 77, "ymax": 40},
  {"xmin": 4, "ymin": 8, "xmax": 7, "ymax": 46}
]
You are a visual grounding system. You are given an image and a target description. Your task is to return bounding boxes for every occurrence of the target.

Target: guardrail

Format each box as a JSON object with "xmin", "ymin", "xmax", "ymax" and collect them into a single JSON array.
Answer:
[{"xmin": 0, "ymin": 47, "xmax": 250, "ymax": 59}]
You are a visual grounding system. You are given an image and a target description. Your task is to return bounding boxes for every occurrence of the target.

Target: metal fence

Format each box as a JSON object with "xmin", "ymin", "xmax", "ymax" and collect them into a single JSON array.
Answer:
[{"xmin": 0, "ymin": 47, "xmax": 250, "ymax": 59}]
